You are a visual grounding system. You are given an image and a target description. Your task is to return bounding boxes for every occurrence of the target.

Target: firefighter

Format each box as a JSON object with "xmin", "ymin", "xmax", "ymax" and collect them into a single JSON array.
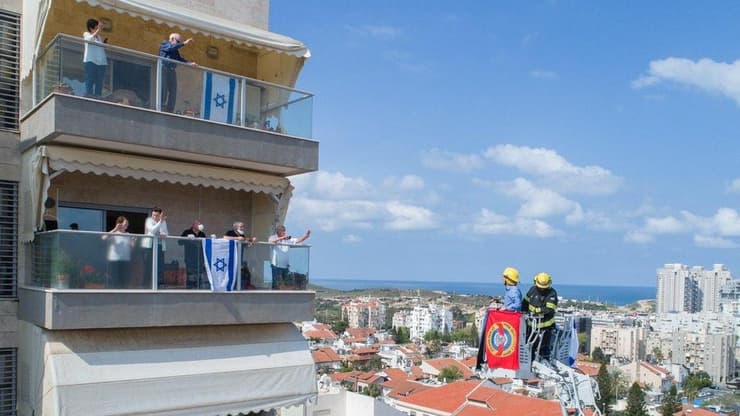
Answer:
[
  {"xmin": 521, "ymin": 272, "xmax": 558, "ymax": 361},
  {"xmin": 501, "ymin": 267, "xmax": 522, "ymax": 311}
]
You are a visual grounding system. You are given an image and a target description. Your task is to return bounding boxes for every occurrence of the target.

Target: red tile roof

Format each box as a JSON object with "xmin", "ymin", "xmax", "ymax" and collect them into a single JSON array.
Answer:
[
  {"xmin": 409, "ymin": 366, "xmax": 425, "ymax": 380},
  {"xmin": 462, "ymin": 356, "xmax": 478, "ymax": 368},
  {"xmin": 641, "ymin": 362, "xmax": 670, "ymax": 376},
  {"xmin": 423, "ymin": 358, "xmax": 475, "ymax": 379},
  {"xmin": 398, "ymin": 380, "xmax": 562, "ymax": 416},
  {"xmin": 674, "ymin": 405, "xmax": 721, "ymax": 416},
  {"xmin": 304, "ymin": 328, "xmax": 338, "ymax": 340},
  {"xmin": 311, "ymin": 348, "xmax": 341, "ymax": 363},
  {"xmin": 491, "ymin": 377, "xmax": 513, "ymax": 385},
  {"xmin": 346, "ymin": 327, "xmax": 376, "ymax": 339},
  {"xmin": 382, "ymin": 368, "xmax": 411, "ymax": 381},
  {"xmin": 384, "ymin": 379, "xmax": 434, "ymax": 399},
  {"xmin": 576, "ymin": 361, "xmax": 601, "ymax": 377}
]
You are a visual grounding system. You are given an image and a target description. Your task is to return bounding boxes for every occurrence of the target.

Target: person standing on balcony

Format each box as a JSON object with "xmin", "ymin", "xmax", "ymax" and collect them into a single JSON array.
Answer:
[
  {"xmin": 180, "ymin": 220, "xmax": 206, "ymax": 289},
  {"xmin": 144, "ymin": 207, "xmax": 168, "ymax": 286},
  {"xmin": 102, "ymin": 216, "xmax": 133, "ymax": 288},
  {"xmin": 159, "ymin": 33, "xmax": 195, "ymax": 113},
  {"xmin": 223, "ymin": 221, "xmax": 256, "ymax": 289},
  {"xmin": 83, "ymin": 18, "xmax": 108, "ymax": 97},
  {"xmin": 269, "ymin": 225, "xmax": 310, "ymax": 289}
]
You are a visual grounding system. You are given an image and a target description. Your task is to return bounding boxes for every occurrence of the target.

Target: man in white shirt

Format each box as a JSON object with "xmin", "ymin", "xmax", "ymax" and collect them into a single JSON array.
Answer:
[
  {"xmin": 268, "ymin": 225, "xmax": 310, "ymax": 289},
  {"xmin": 144, "ymin": 207, "xmax": 168, "ymax": 286},
  {"xmin": 83, "ymin": 18, "xmax": 108, "ymax": 96}
]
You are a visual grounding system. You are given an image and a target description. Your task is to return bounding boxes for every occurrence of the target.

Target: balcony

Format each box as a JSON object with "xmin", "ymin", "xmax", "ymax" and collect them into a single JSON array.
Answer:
[
  {"xmin": 19, "ymin": 230, "xmax": 314, "ymax": 330},
  {"xmin": 22, "ymin": 35, "xmax": 318, "ymax": 176}
]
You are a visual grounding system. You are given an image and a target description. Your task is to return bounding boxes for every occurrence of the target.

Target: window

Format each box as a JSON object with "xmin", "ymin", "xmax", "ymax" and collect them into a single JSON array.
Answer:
[
  {"xmin": 0, "ymin": 181, "xmax": 17, "ymax": 298},
  {"xmin": 0, "ymin": 10, "xmax": 19, "ymax": 131},
  {"xmin": 0, "ymin": 348, "xmax": 16, "ymax": 415}
]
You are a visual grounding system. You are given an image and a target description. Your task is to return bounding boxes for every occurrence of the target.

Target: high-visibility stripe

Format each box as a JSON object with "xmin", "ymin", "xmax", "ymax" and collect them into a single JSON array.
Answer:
[
  {"xmin": 545, "ymin": 302, "xmax": 557, "ymax": 310},
  {"xmin": 537, "ymin": 318, "xmax": 556, "ymax": 328}
]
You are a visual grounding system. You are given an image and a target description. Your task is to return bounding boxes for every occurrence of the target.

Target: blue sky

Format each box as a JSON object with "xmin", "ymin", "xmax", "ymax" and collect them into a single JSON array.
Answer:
[{"xmin": 270, "ymin": 1, "xmax": 740, "ymax": 287}]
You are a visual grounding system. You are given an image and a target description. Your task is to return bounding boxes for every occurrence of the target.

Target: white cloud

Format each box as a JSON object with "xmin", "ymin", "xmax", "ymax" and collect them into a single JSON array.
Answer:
[
  {"xmin": 290, "ymin": 171, "xmax": 438, "ymax": 232},
  {"xmin": 633, "ymin": 57, "xmax": 740, "ymax": 105},
  {"xmin": 464, "ymin": 208, "xmax": 558, "ymax": 238},
  {"xmin": 483, "ymin": 144, "xmax": 622, "ymax": 195},
  {"xmin": 342, "ymin": 234, "xmax": 362, "ymax": 244},
  {"xmin": 345, "ymin": 24, "xmax": 401, "ymax": 40},
  {"xmin": 626, "ymin": 207, "xmax": 740, "ymax": 246},
  {"xmin": 384, "ymin": 201, "xmax": 438, "ymax": 230},
  {"xmin": 421, "ymin": 148, "xmax": 483, "ymax": 173},
  {"xmin": 624, "ymin": 230, "xmax": 654, "ymax": 244},
  {"xmin": 499, "ymin": 177, "xmax": 582, "ymax": 219},
  {"xmin": 293, "ymin": 171, "xmax": 375, "ymax": 200},
  {"xmin": 529, "ymin": 69, "xmax": 558, "ymax": 80},
  {"xmin": 383, "ymin": 174, "xmax": 425, "ymax": 190},
  {"xmin": 694, "ymin": 235, "xmax": 739, "ymax": 249},
  {"xmin": 728, "ymin": 178, "xmax": 740, "ymax": 194}
]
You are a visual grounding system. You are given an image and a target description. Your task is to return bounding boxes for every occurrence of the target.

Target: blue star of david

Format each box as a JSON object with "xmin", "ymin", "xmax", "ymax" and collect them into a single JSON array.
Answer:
[
  {"xmin": 214, "ymin": 258, "xmax": 227, "ymax": 272},
  {"xmin": 214, "ymin": 93, "xmax": 227, "ymax": 108}
]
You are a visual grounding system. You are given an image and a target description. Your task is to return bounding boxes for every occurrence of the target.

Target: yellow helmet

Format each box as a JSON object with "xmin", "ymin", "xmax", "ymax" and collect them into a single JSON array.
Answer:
[
  {"xmin": 534, "ymin": 272, "xmax": 552, "ymax": 289},
  {"xmin": 502, "ymin": 267, "xmax": 519, "ymax": 284}
]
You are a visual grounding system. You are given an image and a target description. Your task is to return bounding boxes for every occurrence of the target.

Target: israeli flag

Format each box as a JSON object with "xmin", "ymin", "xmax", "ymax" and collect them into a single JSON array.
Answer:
[
  {"xmin": 202, "ymin": 238, "xmax": 238, "ymax": 291},
  {"xmin": 202, "ymin": 71, "xmax": 237, "ymax": 124},
  {"xmin": 568, "ymin": 319, "xmax": 579, "ymax": 367}
]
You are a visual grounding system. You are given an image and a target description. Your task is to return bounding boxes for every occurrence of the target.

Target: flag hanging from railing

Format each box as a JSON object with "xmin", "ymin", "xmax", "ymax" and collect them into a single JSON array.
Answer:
[
  {"xmin": 481, "ymin": 310, "xmax": 521, "ymax": 370},
  {"xmin": 568, "ymin": 319, "xmax": 579, "ymax": 367},
  {"xmin": 202, "ymin": 238, "xmax": 238, "ymax": 291},
  {"xmin": 202, "ymin": 71, "xmax": 237, "ymax": 123}
]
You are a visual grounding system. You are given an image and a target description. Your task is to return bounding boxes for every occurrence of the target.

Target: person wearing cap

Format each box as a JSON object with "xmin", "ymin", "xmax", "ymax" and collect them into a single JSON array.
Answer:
[
  {"xmin": 522, "ymin": 272, "xmax": 558, "ymax": 361},
  {"xmin": 501, "ymin": 266, "xmax": 522, "ymax": 311}
]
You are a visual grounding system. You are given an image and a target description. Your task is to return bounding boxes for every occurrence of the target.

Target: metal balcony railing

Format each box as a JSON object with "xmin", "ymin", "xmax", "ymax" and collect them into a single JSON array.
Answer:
[
  {"xmin": 30, "ymin": 230, "xmax": 310, "ymax": 291},
  {"xmin": 34, "ymin": 34, "xmax": 314, "ymax": 139}
]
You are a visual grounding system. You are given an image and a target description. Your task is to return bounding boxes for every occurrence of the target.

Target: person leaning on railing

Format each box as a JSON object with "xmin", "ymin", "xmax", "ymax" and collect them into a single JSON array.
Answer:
[
  {"xmin": 269, "ymin": 225, "xmax": 310, "ymax": 289},
  {"xmin": 158, "ymin": 33, "xmax": 196, "ymax": 113},
  {"xmin": 521, "ymin": 272, "xmax": 558, "ymax": 361}
]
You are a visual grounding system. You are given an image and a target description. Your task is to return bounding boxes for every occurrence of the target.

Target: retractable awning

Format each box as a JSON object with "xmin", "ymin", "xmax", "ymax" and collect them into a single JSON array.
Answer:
[
  {"xmin": 20, "ymin": 145, "xmax": 293, "ymax": 240},
  {"xmin": 75, "ymin": 0, "xmax": 310, "ymax": 57},
  {"xmin": 30, "ymin": 323, "xmax": 317, "ymax": 416}
]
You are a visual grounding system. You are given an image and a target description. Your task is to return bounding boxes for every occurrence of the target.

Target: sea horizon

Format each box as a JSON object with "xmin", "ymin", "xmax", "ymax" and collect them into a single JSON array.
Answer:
[{"xmin": 312, "ymin": 278, "xmax": 656, "ymax": 306}]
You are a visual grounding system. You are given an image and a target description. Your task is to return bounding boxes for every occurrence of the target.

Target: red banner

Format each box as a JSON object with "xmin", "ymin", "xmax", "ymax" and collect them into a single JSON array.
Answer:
[{"xmin": 483, "ymin": 310, "xmax": 521, "ymax": 370}]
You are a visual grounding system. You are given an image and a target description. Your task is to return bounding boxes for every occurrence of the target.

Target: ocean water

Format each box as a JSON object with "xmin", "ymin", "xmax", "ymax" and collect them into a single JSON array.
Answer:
[{"xmin": 311, "ymin": 278, "xmax": 655, "ymax": 306}]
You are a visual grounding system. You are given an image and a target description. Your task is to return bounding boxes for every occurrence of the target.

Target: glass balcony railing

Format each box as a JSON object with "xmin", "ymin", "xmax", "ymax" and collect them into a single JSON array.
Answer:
[
  {"xmin": 34, "ymin": 34, "xmax": 314, "ymax": 139},
  {"xmin": 30, "ymin": 230, "xmax": 310, "ymax": 291}
]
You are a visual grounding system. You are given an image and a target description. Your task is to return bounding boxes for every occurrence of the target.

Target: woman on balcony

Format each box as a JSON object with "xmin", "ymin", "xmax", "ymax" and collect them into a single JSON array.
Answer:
[
  {"xmin": 83, "ymin": 18, "xmax": 107, "ymax": 97},
  {"xmin": 102, "ymin": 216, "xmax": 133, "ymax": 288}
]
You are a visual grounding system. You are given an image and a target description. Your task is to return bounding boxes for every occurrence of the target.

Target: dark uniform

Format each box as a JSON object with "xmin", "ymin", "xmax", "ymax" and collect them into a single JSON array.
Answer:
[{"xmin": 522, "ymin": 285, "xmax": 558, "ymax": 360}]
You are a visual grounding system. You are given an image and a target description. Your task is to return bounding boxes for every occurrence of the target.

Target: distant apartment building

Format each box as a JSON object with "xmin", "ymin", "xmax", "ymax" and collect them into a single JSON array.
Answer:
[
  {"xmin": 656, "ymin": 264, "xmax": 733, "ymax": 313},
  {"xmin": 648, "ymin": 312, "xmax": 735, "ymax": 385},
  {"xmin": 393, "ymin": 304, "xmax": 452, "ymax": 340},
  {"xmin": 618, "ymin": 361, "xmax": 673, "ymax": 392},
  {"xmin": 590, "ymin": 324, "xmax": 646, "ymax": 361},
  {"xmin": 342, "ymin": 298, "xmax": 386, "ymax": 329}
]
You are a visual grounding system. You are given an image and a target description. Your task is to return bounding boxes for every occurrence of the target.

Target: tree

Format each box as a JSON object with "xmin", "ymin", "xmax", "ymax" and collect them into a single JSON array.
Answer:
[
  {"xmin": 592, "ymin": 347, "xmax": 606, "ymax": 363},
  {"xmin": 683, "ymin": 370, "xmax": 712, "ymax": 401},
  {"xmin": 660, "ymin": 384, "xmax": 682, "ymax": 416},
  {"xmin": 424, "ymin": 330, "xmax": 441, "ymax": 342},
  {"xmin": 331, "ymin": 319, "xmax": 348, "ymax": 335},
  {"xmin": 652, "ymin": 346, "xmax": 664, "ymax": 363},
  {"xmin": 438, "ymin": 365, "xmax": 463, "ymax": 382},
  {"xmin": 596, "ymin": 363, "xmax": 613, "ymax": 415},
  {"xmin": 363, "ymin": 383, "xmax": 382, "ymax": 398},
  {"xmin": 392, "ymin": 327, "xmax": 410, "ymax": 344},
  {"xmin": 624, "ymin": 382, "xmax": 647, "ymax": 416}
]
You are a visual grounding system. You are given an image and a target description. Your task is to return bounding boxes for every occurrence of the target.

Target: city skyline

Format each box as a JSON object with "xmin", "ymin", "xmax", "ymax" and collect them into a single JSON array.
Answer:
[{"xmin": 272, "ymin": 2, "xmax": 740, "ymax": 286}]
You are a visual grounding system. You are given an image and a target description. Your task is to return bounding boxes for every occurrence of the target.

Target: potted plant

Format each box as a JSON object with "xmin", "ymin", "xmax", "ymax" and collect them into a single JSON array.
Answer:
[
  {"xmin": 80, "ymin": 264, "xmax": 106, "ymax": 289},
  {"xmin": 51, "ymin": 253, "xmax": 77, "ymax": 289}
]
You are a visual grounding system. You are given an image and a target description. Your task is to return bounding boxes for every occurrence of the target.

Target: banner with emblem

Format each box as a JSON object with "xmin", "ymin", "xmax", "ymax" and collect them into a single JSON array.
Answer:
[
  {"xmin": 483, "ymin": 310, "xmax": 521, "ymax": 370},
  {"xmin": 202, "ymin": 238, "xmax": 238, "ymax": 292}
]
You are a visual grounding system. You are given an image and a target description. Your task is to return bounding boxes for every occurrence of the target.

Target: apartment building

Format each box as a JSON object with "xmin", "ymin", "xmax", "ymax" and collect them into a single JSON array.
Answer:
[
  {"xmin": 589, "ymin": 324, "xmax": 647, "ymax": 361},
  {"xmin": 1, "ymin": 0, "xmax": 321, "ymax": 414},
  {"xmin": 393, "ymin": 304, "xmax": 452, "ymax": 340},
  {"xmin": 656, "ymin": 264, "xmax": 733, "ymax": 313},
  {"xmin": 342, "ymin": 297, "xmax": 386, "ymax": 329},
  {"xmin": 672, "ymin": 332, "xmax": 735, "ymax": 385}
]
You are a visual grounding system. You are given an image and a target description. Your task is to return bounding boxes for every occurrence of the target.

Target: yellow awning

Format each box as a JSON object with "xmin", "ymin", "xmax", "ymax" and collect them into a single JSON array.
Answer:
[{"xmin": 21, "ymin": 145, "xmax": 293, "ymax": 241}]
